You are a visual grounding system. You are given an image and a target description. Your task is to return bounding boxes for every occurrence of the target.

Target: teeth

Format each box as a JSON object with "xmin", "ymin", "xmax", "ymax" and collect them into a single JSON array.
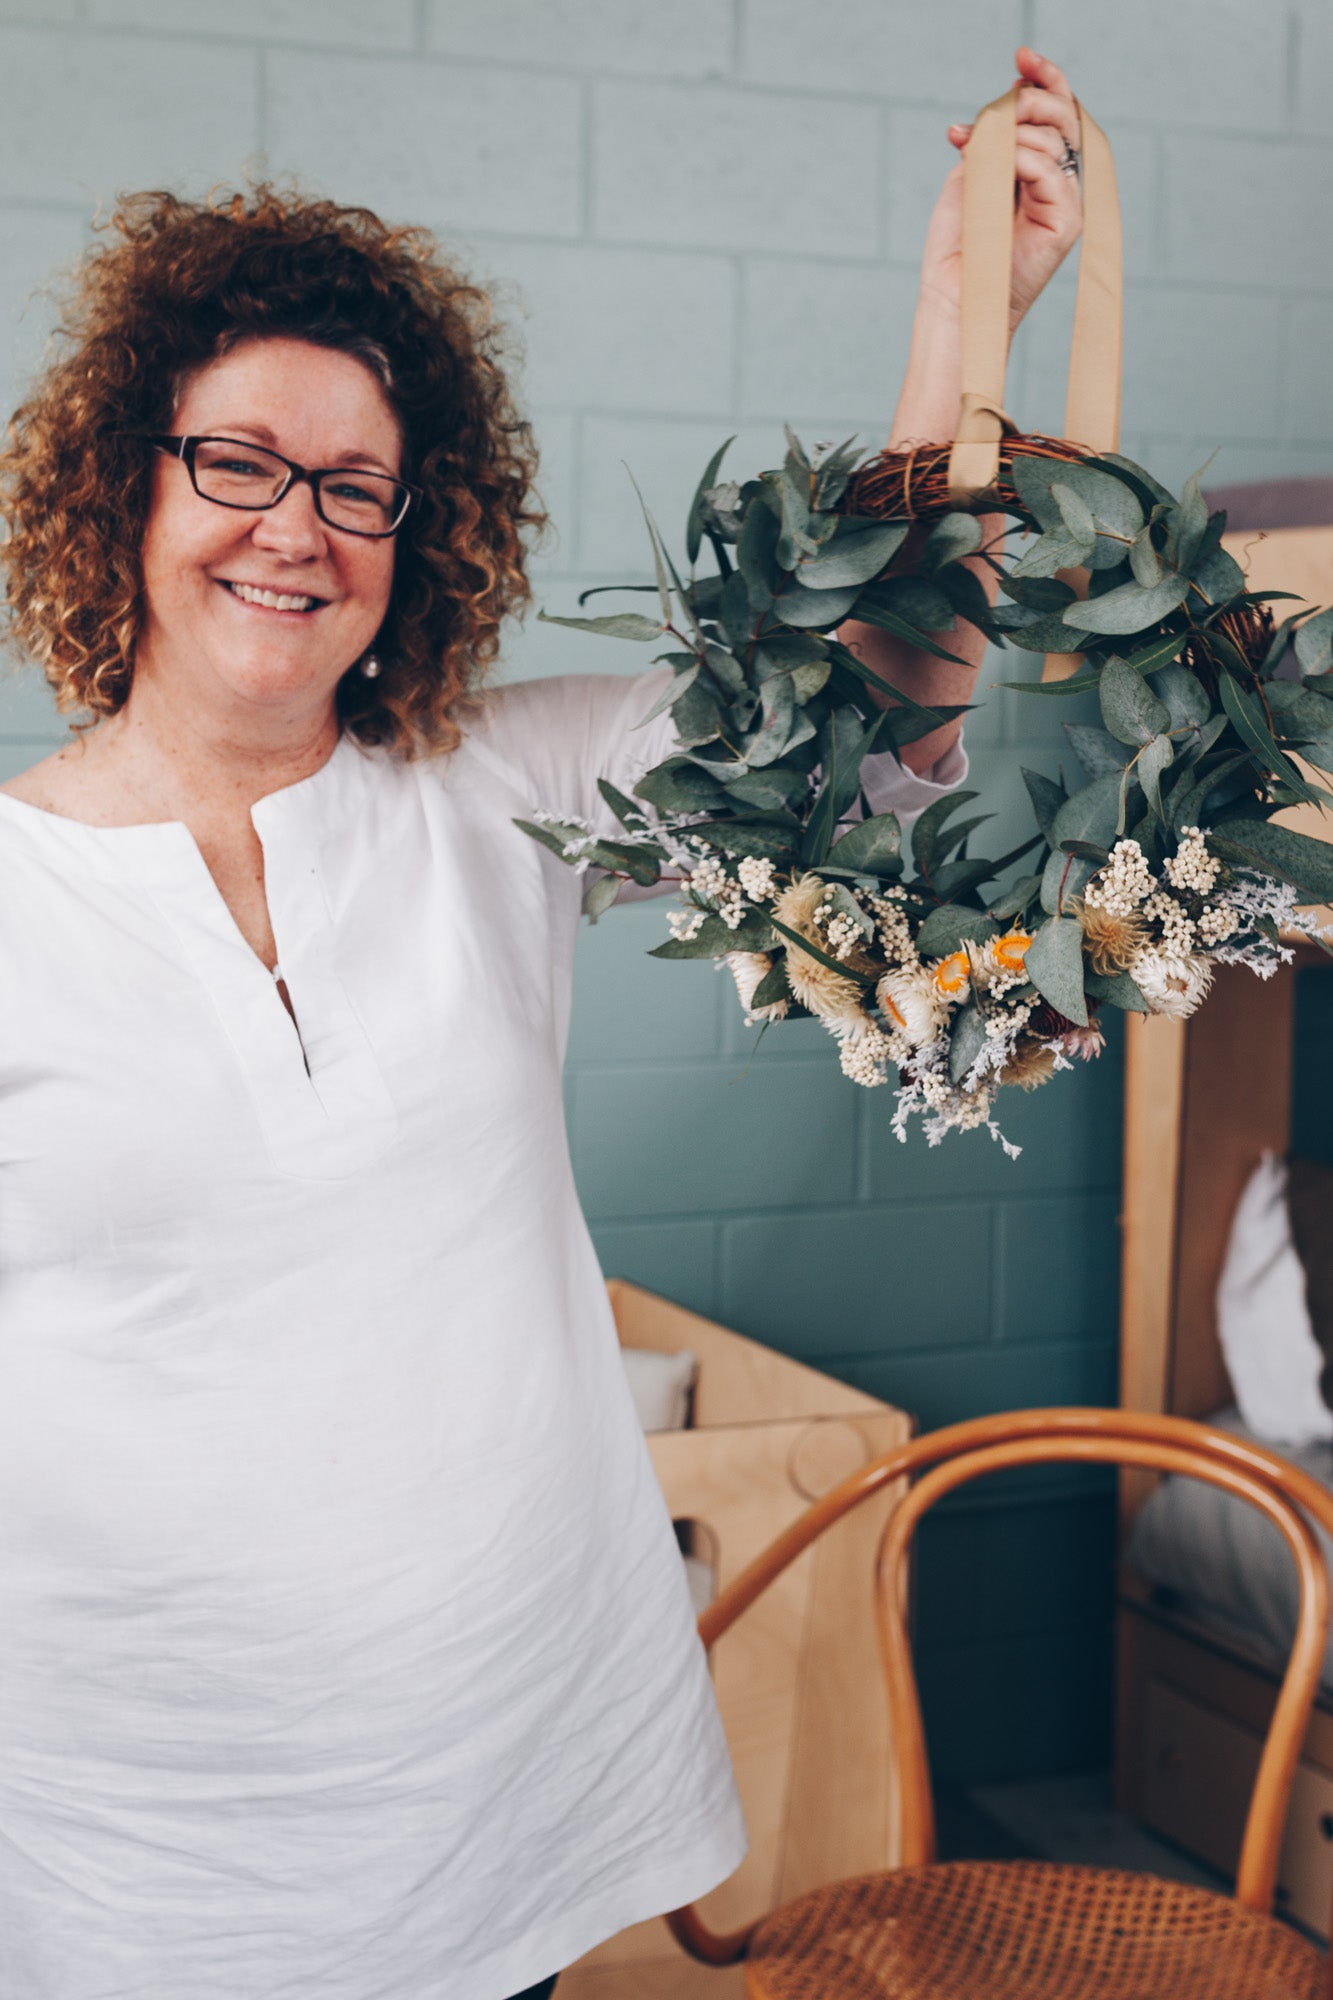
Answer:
[{"xmin": 226, "ymin": 582, "xmax": 320, "ymax": 612}]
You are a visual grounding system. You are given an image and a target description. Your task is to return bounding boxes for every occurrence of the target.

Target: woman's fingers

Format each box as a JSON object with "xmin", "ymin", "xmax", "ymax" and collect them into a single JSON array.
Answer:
[
  {"xmin": 1015, "ymin": 45, "xmax": 1074, "ymax": 100},
  {"xmin": 1014, "ymin": 85, "xmax": 1081, "ymax": 149}
]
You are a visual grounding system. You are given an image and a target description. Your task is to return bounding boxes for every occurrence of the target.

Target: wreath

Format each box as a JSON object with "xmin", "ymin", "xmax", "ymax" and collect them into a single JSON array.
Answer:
[{"xmin": 519, "ymin": 428, "xmax": 1333, "ymax": 1152}]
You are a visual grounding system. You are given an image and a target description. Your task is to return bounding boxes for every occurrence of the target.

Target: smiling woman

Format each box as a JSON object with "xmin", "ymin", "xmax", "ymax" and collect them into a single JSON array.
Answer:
[{"xmin": 0, "ymin": 50, "xmax": 1085, "ymax": 2000}]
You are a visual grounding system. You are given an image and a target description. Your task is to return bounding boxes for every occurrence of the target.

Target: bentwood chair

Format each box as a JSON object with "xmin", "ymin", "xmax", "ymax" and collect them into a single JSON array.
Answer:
[{"xmin": 668, "ymin": 1409, "xmax": 1333, "ymax": 2000}]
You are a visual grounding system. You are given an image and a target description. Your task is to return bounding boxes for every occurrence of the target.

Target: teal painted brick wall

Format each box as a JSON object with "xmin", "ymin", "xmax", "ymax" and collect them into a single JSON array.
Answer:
[{"xmin": 2, "ymin": 0, "xmax": 1330, "ymax": 1786}]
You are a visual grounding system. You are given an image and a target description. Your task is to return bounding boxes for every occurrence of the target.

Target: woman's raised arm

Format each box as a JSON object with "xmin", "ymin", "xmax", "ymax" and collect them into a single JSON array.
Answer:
[{"xmin": 840, "ymin": 46, "xmax": 1085, "ymax": 771}]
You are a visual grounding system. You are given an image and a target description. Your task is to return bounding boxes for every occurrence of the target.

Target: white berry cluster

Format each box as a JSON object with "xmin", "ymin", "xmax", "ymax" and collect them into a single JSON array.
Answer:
[
  {"xmin": 667, "ymin": 907, "xmax": 707, "ymax": 941},
  {"xmin": 838, "ymin": 1024, "xmax": 896, "ymax": 1087},
  {"xmin": 737, "ymin": 855, "xmax": 778, "ymax": 901},
  {"xmin": 1083, "ymin": 839, "xmax": 1155, "ymax": 917},
  {"xmin": 1163, "ymin": 826, "xmax": 1220, "ymax": 896},
  {"xmin": 1197, "ymin": 904, "xmax": 1241, "ymax": 946},
  {"xmin": 1143, "ymin": 891, "xmax": 1197, "ymax": 958},
  {"xmin": 686, "ymin": 855, "xmax": 747, "ymax": 929},
  {"xmin": 868, "ymin": 887, "xmax": 918, "ymax": 966}
]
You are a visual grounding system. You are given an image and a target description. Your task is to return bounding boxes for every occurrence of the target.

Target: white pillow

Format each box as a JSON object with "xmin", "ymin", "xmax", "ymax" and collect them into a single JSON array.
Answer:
[
  {"xmin": 1216, "ymin": 1151, "xmax": 1333, "ymax": 1446},
  {"xmin": 621, "ymin": 1345, "xmax": 697, "ymax": 1432}
]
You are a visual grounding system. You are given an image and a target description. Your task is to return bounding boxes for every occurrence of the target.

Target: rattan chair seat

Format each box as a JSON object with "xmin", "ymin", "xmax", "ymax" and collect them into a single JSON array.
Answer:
[{"xmin": 744, "ymin": 1860, "xmax": 1324, "ymax": 2000}]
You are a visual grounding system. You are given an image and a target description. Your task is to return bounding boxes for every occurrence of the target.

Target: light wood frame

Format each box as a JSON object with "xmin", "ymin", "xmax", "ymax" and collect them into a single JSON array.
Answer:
[
  {"xmin": 558, "ymin": 1283, "xmax": 912, "ymax": 2000},
  {"xmin": 1116, "ymin": 519, "xmax": 1333, "ymax": 1935}
]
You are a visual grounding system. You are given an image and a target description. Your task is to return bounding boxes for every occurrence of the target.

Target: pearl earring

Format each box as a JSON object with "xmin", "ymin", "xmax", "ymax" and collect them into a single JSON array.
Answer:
[{"xmin": 360, "ymin": 652, "xmax": 382, "ymax": 679}]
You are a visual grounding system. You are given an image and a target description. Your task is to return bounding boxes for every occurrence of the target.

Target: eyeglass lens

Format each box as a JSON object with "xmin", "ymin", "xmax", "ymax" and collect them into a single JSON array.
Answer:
[{"xmin": 191, "ymin": 439, "xmax": 409, "ymax": 534}]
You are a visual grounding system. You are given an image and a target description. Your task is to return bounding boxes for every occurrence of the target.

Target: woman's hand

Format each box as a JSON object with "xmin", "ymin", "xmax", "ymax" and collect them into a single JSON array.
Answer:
[{"xmin": 920, "ymin": 46, "xmax": 1084, "ymax": 335}]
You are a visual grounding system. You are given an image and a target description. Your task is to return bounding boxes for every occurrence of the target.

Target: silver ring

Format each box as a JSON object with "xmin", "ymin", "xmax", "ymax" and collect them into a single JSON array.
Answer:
[{"xmin": 1059, "ymin": 141, "xmax": 1080, "ymax": 178}]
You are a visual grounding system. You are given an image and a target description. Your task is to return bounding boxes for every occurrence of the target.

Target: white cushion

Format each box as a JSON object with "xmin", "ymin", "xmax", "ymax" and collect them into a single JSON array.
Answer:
[
  {"xmin": 1216, "ymin": 1151, "xmax": 1333, "ymax": 1446},
  {"xmin": 620, "ymin": 1344, "xmax": 697, "ymax": 1432}
]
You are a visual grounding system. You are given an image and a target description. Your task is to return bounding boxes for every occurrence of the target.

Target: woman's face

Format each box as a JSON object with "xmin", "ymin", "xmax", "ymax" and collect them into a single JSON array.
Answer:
[{"xmin": 136, "ymin": 335, "xmax": 402, "ymax": 725}]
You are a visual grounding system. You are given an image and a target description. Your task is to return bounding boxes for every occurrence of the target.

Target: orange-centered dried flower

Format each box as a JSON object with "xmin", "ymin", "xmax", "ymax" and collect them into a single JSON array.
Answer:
[
  {"xmin": 932, "ymin": 951, "xmax": 970, "ymax": 996},
  {"xmin": 993, "ymin": 930, "xmax": 1032, "ymax": 973}
]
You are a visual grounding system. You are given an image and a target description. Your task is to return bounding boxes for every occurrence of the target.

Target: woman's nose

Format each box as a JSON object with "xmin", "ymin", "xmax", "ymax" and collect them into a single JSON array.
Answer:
[{"xmin": 249, "ymin": 476, "xmax": 329, "ymax": 557}]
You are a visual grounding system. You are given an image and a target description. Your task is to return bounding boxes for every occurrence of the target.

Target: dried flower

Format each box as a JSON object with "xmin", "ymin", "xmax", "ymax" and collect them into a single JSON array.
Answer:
[
  {"xmin": 773, "ymin": 875, "xmax": 868, "ymax": 1030},
  {"xmin": 1131, "ymin": 948, "xmax": 1212, "ymax": 1020},
  {"xmin": 1163, "ymin": 827, "xmax": 1220, "ymax": 897},
  {"xmin": 999, "ymin": 1037, "xmax": 1062, "ymax": 1092},
  {"xmin": 931, "ymin": 951, "xmax": 971, "ymax": 998},
  {"xmin": 1076, "ymin": 899, "xmax": 1147, "ymax": 976},
  {"xmin": 878, "ymin": 966, "xmax": 945, "ymax": 1047},
  {"xmin": 725, "ymin": 950, "xmax": 788, "ymax": 1023},
  {"xmin": 1084, "ymin": 839, "xmax": 1155, "ymax": 917}
]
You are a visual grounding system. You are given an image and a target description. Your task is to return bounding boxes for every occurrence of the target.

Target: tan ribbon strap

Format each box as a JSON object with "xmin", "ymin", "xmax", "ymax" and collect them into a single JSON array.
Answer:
[
  {"xmin": 947, "ymin": 84, "xmax": 1019, "ymax": 507},
  {"xmin": 1063, "ymin": 101, "xmax": 1122, "ymax": 454},
  {"xmin": 946, "ymin": 86, "xmax": 1124, "ymax": 507}
]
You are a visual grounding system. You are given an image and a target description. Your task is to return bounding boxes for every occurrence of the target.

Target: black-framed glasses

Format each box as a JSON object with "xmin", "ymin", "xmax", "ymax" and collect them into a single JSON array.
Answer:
[{"xmin": 136, "ymin": 434, "xmax": 420, "ymax": 538}]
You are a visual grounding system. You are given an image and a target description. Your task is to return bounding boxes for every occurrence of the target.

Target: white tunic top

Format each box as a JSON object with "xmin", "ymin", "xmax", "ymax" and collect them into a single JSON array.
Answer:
[{"xmin": 0, "ymin": 667, "xmax": 961, "ymax": 2000}]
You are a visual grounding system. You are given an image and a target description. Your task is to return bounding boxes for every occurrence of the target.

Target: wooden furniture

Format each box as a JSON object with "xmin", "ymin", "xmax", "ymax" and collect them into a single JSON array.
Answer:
[
  {"xmin": 1117, "ymin": 497, "xmax": 1333, "ymax": 1936},
  {"xmin": 557, "ymin": 1282, "xmax": 912, "ymax": 2000},
  {"xmin": 667, "ymin": 1409, "xmax": 1331, "ymax": 1999}
]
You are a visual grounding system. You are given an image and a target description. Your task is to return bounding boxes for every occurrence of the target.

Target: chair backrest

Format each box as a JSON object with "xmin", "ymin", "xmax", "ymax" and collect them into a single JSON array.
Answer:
[{"xmin": 670, "ymin": 1408, "xmax": 1333, "ymax": 1968}]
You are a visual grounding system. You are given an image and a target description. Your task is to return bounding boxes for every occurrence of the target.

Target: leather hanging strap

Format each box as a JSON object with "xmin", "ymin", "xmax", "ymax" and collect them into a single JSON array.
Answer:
[{"xmin": 945, "ymin": 83, "xmax": 1123, "ymax": 678}]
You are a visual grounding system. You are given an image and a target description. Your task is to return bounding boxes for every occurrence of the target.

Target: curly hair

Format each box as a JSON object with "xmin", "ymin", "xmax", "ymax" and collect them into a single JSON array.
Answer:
[{"xmin": 0, "ymin": 185, "xmax": 545, "ymax": 759}]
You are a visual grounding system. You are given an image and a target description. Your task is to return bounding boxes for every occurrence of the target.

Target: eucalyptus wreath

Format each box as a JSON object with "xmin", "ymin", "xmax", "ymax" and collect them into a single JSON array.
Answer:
[{"xmin": 519, "ymin": 431, "xmax": 1333, "ymax": 1149}]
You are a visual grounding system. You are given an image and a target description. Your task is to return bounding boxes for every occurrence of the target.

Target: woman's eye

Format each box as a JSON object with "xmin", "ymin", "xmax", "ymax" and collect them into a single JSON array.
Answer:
[{"xmin": 326, "ymin": 479, "xmax": 378, "ymax": 505}]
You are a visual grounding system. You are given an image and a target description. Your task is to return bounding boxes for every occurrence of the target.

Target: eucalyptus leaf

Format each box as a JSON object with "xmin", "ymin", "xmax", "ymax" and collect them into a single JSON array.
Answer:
[
  {"xmin": 1187, "ymin": 539, "xmax": 1246, "ymax": 608},
  {"xmin": 1023, "ymin": 767, "xmax": 1067, "ymax": 838},
  {"xmin": 1040, "ymin": 846, "xmax": 1097, "ymax": 916},
  {"xmin": 773, "ymin": 578, "xmax": 863, "ymax": 627},
  {"xmin": 1023, "ymin": 916, "xmax": 1089, "ymax": 1025},
  {"xmin": 798, "ymin": 519, "xmax": 907, "ymax": 588},
  {"xmin": 916, "ymin": 904, "xmax": 999, "ymax": 957},
  {"xmin": 745, "ymin": 674, "xmax": 796, "ymax": 767},
  {"xmin": 1011, "ymin": 530, "xmax": 1095, "ymax": 580},
  {"xmin": 1100, "ymin": 654, "xmax": 1172, "ymax": 745},
  {"xmin": 1050, "ymin": 772, "xmax": 1123, "ymax": 852},
  {"xmin": 650, "ymin": 911, "xmax": 775, "ymax": 959},
  {"xmin": 538, "ymin": 607, "xmax": 664, "ymax": 641},
  {"xmin": 1296, "ymin": 608, "xmax": 1333, "ymax": 678},
  {"xmin": 825, "ymin": 812, "xmax": 904, "ymax": 876},
  {"xmin": 1138, "ymin": 732, "xmax": 1175, "ymax": 820},
  {"xmin": 1072, "ymin": 572, "xmax": 1191, "ymax": 634},
  {"xmin": 1084, "ymin": 968, "xmax": 1148, "ymax": 1011},
  {"xmin": 949, "ymin": 1003, "xmax": 990, "ymax": 1084},
  {"xmin": 922, "ymin": 512, "xmax": 985, "ymax": 570},
  {"xmin": 912, "ymin": 789, "xmax": 980, "ymax": 875},
  {"xmin": 1064, "ymin": 722, "xmax": 1131, "ymax": 778},
  {"xmin": 737, "ymin": 501, "xmax": 781, "ymax": 610},
  {"xmin": 1129, "ymin": 524, "xmax": 1163, "ymax": 588},
  {"xmin": 1153, "ymin": 661, "xmax": 1212, "ymax": 730},
  {"xmin": 686, "ymin": 436, "xmax": 736, "ymax": 565},
  {"xmin": 584, "ymin": 873, "xmax": 622, "ymax": 923},
  {"xmin": 1210, "ymin": 818, "xmax": 1333, "ymax": 903}
]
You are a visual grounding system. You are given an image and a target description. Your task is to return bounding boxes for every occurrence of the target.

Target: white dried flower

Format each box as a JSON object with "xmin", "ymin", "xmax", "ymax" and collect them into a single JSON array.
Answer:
[
  {"xmin": 1131, "ymin": 948, "xmax": 1212, "ymax": 1020},
  {"xmin": 838, "ymin": 1025, "xmax": 895, "ymax": 1088},
  {"xmin": 725, "ymin": 950, "xmax": 788, "ymax": 1023},
  {"xmin": 667, "ymin": 907, "xmax": 706, "ymax": 942},
  {"xmin": 1163, "ymin": 826, "xmax": 1220, "ymax": 896},
  {"xmin": 1084, "ymin": 839, "xmax": 1156, "ymax": 918},
  {"xmin": 877, "ymin": 966, "xmax": 945, "ymax": 1048}
]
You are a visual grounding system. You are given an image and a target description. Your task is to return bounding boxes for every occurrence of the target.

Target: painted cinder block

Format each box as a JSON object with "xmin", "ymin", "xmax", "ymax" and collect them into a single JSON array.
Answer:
[
  {"xmin": 1281, "ymin": 302, "xmax": 1333, "ymax": 443},
  {"xmin": 0, "ymin": 664, "xmax": 64, "ymax": 738},
  {"xmin": 996, "ymin": 1191, "xmax": 1122, "ymax": 1345},
  {"xmin": 85, "ymin": 0, "xmax": 417, "ymax": 48},
  {"xmin": 577, "ymin": 414, "xmax": 798, "ymax": 575},
  {"xmin": 739, "ymin": 0, "xmax": 1024, "ymax": 105},
  {"xmin": 918, "ymin": 1620, "xmax": 1115, "ymax": 1784},
  {"xmin": 739, "ymin": 256, "xmax": 918, "ymax": 423},
  {"xmin": 1294, "ymin": 2, "xmax": 1333, "ymax": 138},
  {"xmin": 0, "ymin": 27, "xmax": 257, "ymax": 206},
  {"xmin": 592, "ymin": 79, "xmax": 881, "ymax": 256},
  {"xmin": 718, "ymin": 1200, "xmax": 996, "ymax": 1357},
  {"xmin": 569, "ymin": 1057, "xmax": 860, "ymax": 1220},
  {"xmin": 1163, "ymin": 134, "xmax": 1333, "ymax": 292},
  {"xmin": 1031, "ymin": 0, "xmax": 1288, "ymax": 135},
  {"xmin": 568, "ymin": 901, "xmax": 725, "ymax": 1065},
  {"xmin": 839, "ymin": 1334, "xmax": 1119, "ymax": 1433},
  {"xmin": 427, "ymin": 0, "xmax": 733, "ymax": 80},
  {"xmin": 590, "ymin": 1218, "xmax": 720, "ymax": 1319},
  {"xmin": 265, "ymin": 52, "xmax": 582, "ymax": 239},
  {"xmin": 477, "ymin": 240, "xmax": 738, "ymax": 415}
]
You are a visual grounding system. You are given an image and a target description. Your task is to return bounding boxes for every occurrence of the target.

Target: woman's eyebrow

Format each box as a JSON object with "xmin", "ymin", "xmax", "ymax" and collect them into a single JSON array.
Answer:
[{"xmin": 204, "ymin": 421, "xmax": 399, "ymax": 473}]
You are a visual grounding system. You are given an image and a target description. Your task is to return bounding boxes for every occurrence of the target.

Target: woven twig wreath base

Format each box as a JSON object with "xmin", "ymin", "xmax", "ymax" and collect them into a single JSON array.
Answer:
[
  {"xmin": 842, "ymin": 432, "xmax": 1276, "ymax": 680},
  {"xmin": 843, "ymin": 432, "xmax": 1087, "ymax": 522}
]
